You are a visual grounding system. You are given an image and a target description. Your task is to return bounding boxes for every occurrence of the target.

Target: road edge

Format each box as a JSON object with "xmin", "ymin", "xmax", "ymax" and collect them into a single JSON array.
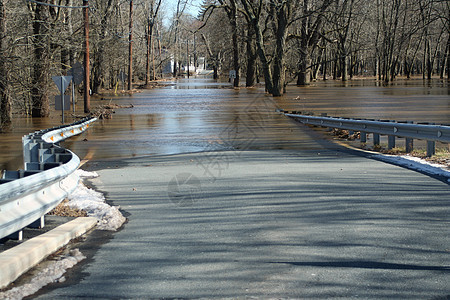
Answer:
[
  {"xmin": 0, "ymin": 217, "xmax": 97, "ymax": 289},
  {"xmin": 333, "ymin": 139, "xmax": 450, "ymax": 183}
]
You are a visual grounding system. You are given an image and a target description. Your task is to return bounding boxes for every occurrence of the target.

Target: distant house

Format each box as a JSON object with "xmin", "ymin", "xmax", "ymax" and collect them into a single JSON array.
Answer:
[{"xmin": 162, "ymin": 54, "xmax": 211, "ymax": 76}]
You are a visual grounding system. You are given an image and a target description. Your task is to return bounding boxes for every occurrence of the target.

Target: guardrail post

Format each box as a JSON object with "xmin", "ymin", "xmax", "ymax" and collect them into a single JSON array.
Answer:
[
  {"xmin": 427, "ymin": 141, "xmax": 435, "ymax": 157},
  {"xmin": 28, "ymin": 216, "xmax": 45, "ymax": 229},
  {"xmin": 360, "ymin": 132, "xmax": 367, "ymax": 143},
  {"xmin": 405, "ymin": 138, "xmax": 414, "ymax": 153},
  {"xmin": 426, "ymin": 122, "xmax": 436, "ymax": 157},
  {"xmin": 388, "ymin": 135, "xmax": 396, "ymax": 150},
  {"xmin": 373, "ymin": 133, "xmax": 380, "ymax": 146},
  {"xmin": 6, "ymin": 230, "xmax": 23, "ymax": 241},
  {"xmin": 405, "ymin": 121, "xmax": 414, "ymax": 153}
]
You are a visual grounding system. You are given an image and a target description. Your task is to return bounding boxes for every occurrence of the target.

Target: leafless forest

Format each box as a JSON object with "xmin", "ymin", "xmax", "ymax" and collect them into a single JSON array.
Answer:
[{"xmin": 0, "ymin": 0, "xmax": 449, "ymax": 130}]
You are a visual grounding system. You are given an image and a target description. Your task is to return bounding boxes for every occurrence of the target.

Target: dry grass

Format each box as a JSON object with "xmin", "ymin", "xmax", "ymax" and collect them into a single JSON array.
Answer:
[
  {"xmin": 89, "ymin": 103, "xmax": 134, "ymax": 119},
  {"xmin": 328, "ymin": 130, "xmax": 450, "ymax": 169},
  {"xmin": 331, "ymin": 128, "xmax": 361, "ymax": 140},
  {"xmin": 47, "ymin": 199, "xmax": 87, "ymax": 217}
]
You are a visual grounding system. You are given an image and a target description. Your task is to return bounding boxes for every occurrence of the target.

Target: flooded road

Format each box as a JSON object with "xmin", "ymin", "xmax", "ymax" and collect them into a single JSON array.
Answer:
[{"xmin": 1, "ymin": 78, "xmax": 449, "ymax": 171}]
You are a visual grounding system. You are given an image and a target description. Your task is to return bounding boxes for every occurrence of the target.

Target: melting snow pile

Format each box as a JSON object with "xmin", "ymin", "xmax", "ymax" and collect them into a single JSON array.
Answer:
[
  {"xmin": 68, "ymin": 169, "xmax": 126, "ymax": 231},
  {"xmin": 0, "ymin": 249, "xmax": 85, "ymax": 300},
  {"xmin": 374, "ymin": 154, "xmax": 450, "ymax": 183}
]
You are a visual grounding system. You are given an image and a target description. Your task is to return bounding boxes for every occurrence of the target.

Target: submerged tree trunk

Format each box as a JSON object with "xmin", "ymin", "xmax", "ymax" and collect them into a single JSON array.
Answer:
[
  {"xmin": 341, "ymin": 55, "xmax": 348, "ymax": 81},
  {"xmin": 297, "ymin": 52, "xmax": 311, "ymax": 85},
  {"xmin": 245, "ymin": 23, "xmax": 256, "ymax": 87},
  {"xmin": 219, "ymin": 0, "xmax": 240, "ymax": 87},
  {"xmin": 201, "ymin": 33, "xmax": 220, "ymax": 80},
  {"xmin": 145, "ymin": 19, "xmax": 154, "ymax": 84},
  {"xmin": 271, "ymin": 2, "xmax": 289, "ymax": 96},
  {"xmin": 231, "ymin": 12, "xmax": 240, "ymax": 87},
  {"xmin": 446, "ymin": 36, "xmax": 450, "ymax": 81},
  {"xmin": 31, "ymin": 1, "xmax": 50, "ymax": 117},
  {"xmin": 296, "ymin": 0, "xmax": 331, "ymax": 86},
  {"xmin": 297, "ymin": 5, "xmax": 310, "ymax": 86},
  {"xmin": 0, "ymin": 0, "xmax": 11, "ymax": 129},
  {"xmin": 92, "ymin": 0, "xmax": 113, "ymax": 94},
  {"xmin": 145, "ymin": 0, "xmax": 162, "ymax": 84},
  {"xmin": 251, "ymin": 13, "xmax": 273, "ymax": 94}
]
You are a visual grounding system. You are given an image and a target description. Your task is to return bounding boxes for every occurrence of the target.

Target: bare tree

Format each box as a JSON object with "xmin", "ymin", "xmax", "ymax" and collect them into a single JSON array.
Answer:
[
  {"xmin": 216, "ymin": 0, "xmax": 240, "ymax": 87},
  {"xmin": 145, "ymin": 0, "xmax": 162, "ymax": 84},
  {"xmin": 294, "ymin": 0, "xmax": 333, "ymax": 86},
  {"xmin": 92, "ymin": 0, "xmax": 115, "ymax": 94},
  {"xmin": 240, "ymin": 0, "xmax": 294, "ymax": 96},
  {"xmin": 330, "ymin": 0, "xmax": 356, "ymax": 81},
  {"xmin": 172, "ymin": 0, "xmax": 188, "ymax": 77}
]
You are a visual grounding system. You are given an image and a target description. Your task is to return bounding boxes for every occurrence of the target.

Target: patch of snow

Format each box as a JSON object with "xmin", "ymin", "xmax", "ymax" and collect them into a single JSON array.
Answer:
[
  {"xmin": 67, "ymin": 171, "xmax": 126, "ymax": 231},
  {"xmin": 75, "ymin": 169, "xmax": 99, "ymax": 178},
  {"xmin": 0, "ymin": 249, "xmax": 85, "ymax": 300},
  {"xmin": 373, "ymin": 154, "xmax": 450, "ymax": 182}
]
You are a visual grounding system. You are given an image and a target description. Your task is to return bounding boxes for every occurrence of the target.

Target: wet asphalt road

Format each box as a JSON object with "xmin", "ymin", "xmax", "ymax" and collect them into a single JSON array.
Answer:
[{"xmin": 36, "ymin": 144, "xmax": 449, "ymax": 298}]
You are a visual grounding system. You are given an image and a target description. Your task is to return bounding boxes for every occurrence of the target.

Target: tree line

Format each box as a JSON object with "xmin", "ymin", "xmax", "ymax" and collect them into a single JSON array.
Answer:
[
  {"xmin": 198, "ymin": 0, "xmax": 449, "ymax": 95},
  {"xmin": 0, "ymin": 0, "xmax": 168, "ymax": 130},
  {"xmin": 0, "ymin": 0, "xmax": 448, "ymax": 131}
]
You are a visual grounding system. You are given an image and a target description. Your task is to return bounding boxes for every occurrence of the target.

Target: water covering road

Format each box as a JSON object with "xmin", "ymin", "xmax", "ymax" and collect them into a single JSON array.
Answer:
[
  {"xmin": 1, "ymin": 78, "xmax": 449, "ymax": 170},
  {"xmin": 67, "ymin": 78, "xmax": 449, "ymax": 163}
]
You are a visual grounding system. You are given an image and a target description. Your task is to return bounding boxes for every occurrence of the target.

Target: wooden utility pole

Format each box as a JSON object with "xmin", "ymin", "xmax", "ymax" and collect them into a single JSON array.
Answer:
[
  {"xmin": 83, "ymin": 0, "xmax": 90, "ymax": 113},
  {"xmin": 128, "ymin": 0, "xmax": 133, "ymax": 90}
]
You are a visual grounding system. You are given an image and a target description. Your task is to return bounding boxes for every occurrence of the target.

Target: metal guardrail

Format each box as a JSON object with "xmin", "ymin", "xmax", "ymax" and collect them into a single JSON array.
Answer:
[
  {"xmin": 284, "ymin": 112, "xmax": 450, "ymax": 156},
  {"xmin": 0, "ymin": 117, "xmax": 96, "ymax": 240}
]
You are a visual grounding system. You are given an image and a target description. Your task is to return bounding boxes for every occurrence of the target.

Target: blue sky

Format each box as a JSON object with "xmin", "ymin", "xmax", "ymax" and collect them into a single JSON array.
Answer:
[{"xmin": 165, "ymin": 0, "xmax": 203, "ymax": 17}]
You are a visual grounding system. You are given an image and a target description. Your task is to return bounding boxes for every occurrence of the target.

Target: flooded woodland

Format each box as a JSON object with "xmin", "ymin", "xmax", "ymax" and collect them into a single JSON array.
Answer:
[{"xmin": 0, "ymin": 78, "xmax": 449, "ymax": 172}]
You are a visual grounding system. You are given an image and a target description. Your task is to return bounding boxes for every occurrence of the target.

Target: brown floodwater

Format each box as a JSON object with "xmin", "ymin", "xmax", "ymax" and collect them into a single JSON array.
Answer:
[{"xmin": 0, "ymin": 78, "xmax": 449, "ymax": 172}]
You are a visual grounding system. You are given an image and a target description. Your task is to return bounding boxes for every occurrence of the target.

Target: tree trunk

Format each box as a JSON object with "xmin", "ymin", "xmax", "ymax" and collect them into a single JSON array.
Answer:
[
  {"xmin": 341, "ymin": 54, "xmax": 348, "ymax": 81},
  {"xmin": 128, "ymin": 0, "xmax": 133, "ymax": 90},
  {"xmin": 253, "ymin": 21, "xmax": 273, "ymax": 94},
  {"xmin": 447, "ymin": 35, "xmax": 450, "ymax": 82},
  {"xmin": 201, "ymin": 33, "xmax": 219, "ymax": 80},
  {"xmin": 349, "ymin": 55, "xmax": 354, "ymax": 79},
  {"xmin": 31, "ymin": 1, "xmax": 50, "ymax": 117},
  {"xmin": 61, "ymin": 0, "xmax": 75, "ymax": 69},
  {"xmin": 83, "ymin": 0, "xmax": 90, "ymax": 113},
  {"xmin": 92, "ymin": 0, "xmax": 113, "ymax": 94},
  {"xmin": 226, "ymin": 1, "xmax": 240, "ymax": 88},
  {"xmin": 296, "ymin": 0, "xmax": 330, "ymax": 85},
  {"xmin": 213, "ymin": 65, "xmax": 218, "ymax": 80},
  {"xmin": 145, "ymin": 19, "xmax": 153, "ymax": 85},
  {"xmin": 240, "ymin": 0, "xmax": 274, "ymax": 94},
  {"xmin": 297, "ymin": 4, "xmax": 310, "ymax": 86},
  {"xmin": 272, "ymin": 3, "xmax": 288, "ymax": 96},
  {"xmin": 245, "ymin": 23, "xmax": 256, "ymax": 87},
  {"xmin": 0, "ymin": 0, "xmax": 11, "ymax": 129},
  {"xmin": 231, "ymin": 17, "xmax": 240, "ymax": 87},
  {"xmin": 404, "ymin": 58, "xmax": 411, "ymax": 79},
  {"xmin": 426, "ymin": 39, "xmax": 432, "ymax": 79},
  {"xmin": 297, "ymin": 51, "xmax": 311, "ymax": 86}
]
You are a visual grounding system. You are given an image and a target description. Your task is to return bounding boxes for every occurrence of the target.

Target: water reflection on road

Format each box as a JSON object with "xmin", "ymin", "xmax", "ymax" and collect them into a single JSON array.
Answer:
[{"xmin": 1, "ymin": 78, "xmax": 449, "ymax": 170}]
